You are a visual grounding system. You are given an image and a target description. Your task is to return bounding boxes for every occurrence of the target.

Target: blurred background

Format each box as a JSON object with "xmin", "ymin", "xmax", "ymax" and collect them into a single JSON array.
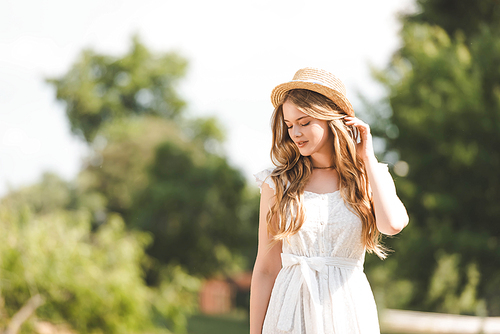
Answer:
[{"xmin": 1, "ymin": 0, "xmax": 499, "ymax": 333}]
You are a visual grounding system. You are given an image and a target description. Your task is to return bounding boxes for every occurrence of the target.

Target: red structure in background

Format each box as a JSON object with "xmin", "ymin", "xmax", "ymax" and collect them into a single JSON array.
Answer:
[
  {"xmin": 199, "ymin": 278, "xmax": 233, "ymax": 314},
  {"xmin": 199, "ymin": 271, "xmax": 252, "ymax": 315}
]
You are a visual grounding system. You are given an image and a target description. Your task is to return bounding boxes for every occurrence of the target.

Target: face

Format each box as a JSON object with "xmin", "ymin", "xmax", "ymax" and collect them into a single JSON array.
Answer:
[{"xmin": 282, "ymin": 100, "xmax": 334, "ymax": 157}]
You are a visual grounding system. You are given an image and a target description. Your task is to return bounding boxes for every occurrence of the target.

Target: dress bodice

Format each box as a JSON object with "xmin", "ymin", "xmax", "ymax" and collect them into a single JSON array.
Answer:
[
  {"xmin": 286, "ymin": 190, "xmax": 365, "ymax": 260},
  {"xmin": 254, "ymin": 168, "xmax": 365, "ymax": 261}
]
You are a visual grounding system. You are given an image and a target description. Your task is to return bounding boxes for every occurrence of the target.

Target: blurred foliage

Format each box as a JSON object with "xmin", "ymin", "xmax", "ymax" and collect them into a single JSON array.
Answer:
[
  {"xmin": 47, "ymin": 35, "xmax": 187, "ymax": 143},
  {"xmin": 131, "ymin": 138, "xmax": 258, "ymax": 277},
  {"xmin": 0, "ymin": 172, "xmax": 77, "ymax": 215},
  {"xmin": 47, "ymin": 35, "xmax": 260, "ymax": 280},
  {"xmin": 43, "ymin": 33, "xmax": 260, "ymax": 331},
  {"xmin": 0, "ymin": 198, "xmax": 199, "ymax": 333},
  {"xmin": 426, "ymin": 252, "xmax": 485, "ymax": 314},
  {"xmin": 0, "ymin": 34, "xmax": 261, "ymax": 333},
  {"xmin": 406, "ymin": 0, "xmax": 500, "ymax": 40},
  {"xmin": 365, "ymin": 0, "xmax": 500, "ymax": 316},
  {"xmin": 76, "ymin": 117, "xmax": 184, "ymax": 218},
  {"xmin": 153, "ymin": 264, "xmax": 201, "ymax": 333},
  {"xmin": 77, "ymin": 116, "xmax": 259, "ymax": 278}
]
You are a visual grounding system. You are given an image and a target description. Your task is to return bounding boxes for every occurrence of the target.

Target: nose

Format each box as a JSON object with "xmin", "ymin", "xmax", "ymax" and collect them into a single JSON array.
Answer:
[{"xmin": 292, "ymin": 125, "xmax": 302, "ymax": 137}]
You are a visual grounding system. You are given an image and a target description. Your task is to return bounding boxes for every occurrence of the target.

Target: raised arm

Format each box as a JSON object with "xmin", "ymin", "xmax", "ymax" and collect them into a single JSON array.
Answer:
[
  {"xmin": 345, "ymin": 116, "xmax": 409, "ymax": 235},
  {"xmin": 364, "ymin": 158, "xmax": 409, "ymax": 235},
  {"xmin": 249, "ymin": 182, "xmax": 282, "ymax": 334}
]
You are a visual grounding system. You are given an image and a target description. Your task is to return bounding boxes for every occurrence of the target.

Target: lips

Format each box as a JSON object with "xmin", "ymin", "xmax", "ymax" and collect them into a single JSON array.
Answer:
[{"xmin": 296, "ymin": 140, "xmax": 308, "ymax": 148}]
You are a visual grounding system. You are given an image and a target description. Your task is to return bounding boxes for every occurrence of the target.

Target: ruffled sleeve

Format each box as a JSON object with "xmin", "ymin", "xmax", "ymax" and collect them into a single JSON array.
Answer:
[{"xmin": 253, "ymin": 167, "xmax": 276, "ymax": 194}]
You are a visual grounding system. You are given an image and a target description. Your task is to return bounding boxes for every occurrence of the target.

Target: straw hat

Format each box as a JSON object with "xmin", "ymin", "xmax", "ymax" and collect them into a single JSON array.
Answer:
[{"xmin": 270, "ymin": 68, "xmax": 354, "ymax": 116}]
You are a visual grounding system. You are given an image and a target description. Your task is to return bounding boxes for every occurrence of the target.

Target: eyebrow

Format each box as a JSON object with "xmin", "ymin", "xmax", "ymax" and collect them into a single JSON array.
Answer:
[{"xmin": 283, "ymin": 116, "xmax": 310, "ymax": 122}]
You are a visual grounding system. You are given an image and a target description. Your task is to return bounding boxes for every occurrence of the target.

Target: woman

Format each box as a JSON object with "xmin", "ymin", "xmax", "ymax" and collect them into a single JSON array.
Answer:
[{"xmin": 249, "ymin": 68, "xmax": 408, "ymax": 334}]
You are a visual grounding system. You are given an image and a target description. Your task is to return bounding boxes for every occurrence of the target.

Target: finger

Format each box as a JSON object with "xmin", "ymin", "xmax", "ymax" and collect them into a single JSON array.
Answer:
[
  {"xmin": 344, "ymin": 117, "xmax": 365, "ymax": 125},
  {"xmin": 344, "ymin": 120, "xmax": 361, "ymax": 126},
  {"xmin": 346, "ymin": 119, "xmax": 369, "ymax": 129},
  {"xmin": 346, "ymin": 120, "xmax": 369, "ymax": 130},
  {"xmin": 344, "ymin": 116, "xmax": 363, "ymax": 122}
]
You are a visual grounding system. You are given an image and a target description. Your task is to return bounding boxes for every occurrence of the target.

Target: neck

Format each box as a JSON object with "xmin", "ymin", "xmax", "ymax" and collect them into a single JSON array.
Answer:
[{"xmin": 310, "ymin": 151, "xmax": 335, "ymax": 169}]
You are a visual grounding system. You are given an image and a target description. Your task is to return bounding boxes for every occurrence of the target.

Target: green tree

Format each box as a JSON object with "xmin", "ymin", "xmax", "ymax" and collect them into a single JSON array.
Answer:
[
  {"xmin": 367, "ymin": 1, "xmax": 500, "ymax": 316},
  {"xmin": 47, "ymin": 35, "xmax": 187, "ymax": 143},
  {"xmin": 0, "ymin": 172, "xmax": 76, "ymax": 214},
  {"xmin": 0, "ymin": 34, "xmax": 259, "ymax": 334},
  {"xmin": 0, "ymin": 200, "xmax": 199, "ymax": 333},
  {"xmin": 76, "ymin": 116, "xmax": 259, "ymax": 278},
  {"xmin": 132, "ymin": 139, "xmax": 258, "ymax": 277},
  {"xmin": 407, "ymin": 0, "xmax": 500, "ymax": 40},
  {"xmin": 48, "ymin": 35, "xmax": 260, "ymax": 279}
]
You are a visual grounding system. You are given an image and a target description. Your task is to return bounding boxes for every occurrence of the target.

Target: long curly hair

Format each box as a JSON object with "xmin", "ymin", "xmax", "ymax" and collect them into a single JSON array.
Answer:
[{"xmin": 267, "ymin": 89, "xmax": 387, "ymax": 259}]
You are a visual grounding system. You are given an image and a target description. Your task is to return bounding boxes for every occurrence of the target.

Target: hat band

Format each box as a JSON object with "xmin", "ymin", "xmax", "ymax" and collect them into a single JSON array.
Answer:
[{"xmin": 290, "ymin": 79, "xmax": 325, "ymax": 86}]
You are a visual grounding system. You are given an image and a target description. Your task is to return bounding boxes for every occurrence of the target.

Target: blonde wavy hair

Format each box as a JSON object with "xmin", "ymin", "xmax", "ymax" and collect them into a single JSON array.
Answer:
[{"xmin": 267, "ymin": 89, "xmax": 387, "ymax": 259}]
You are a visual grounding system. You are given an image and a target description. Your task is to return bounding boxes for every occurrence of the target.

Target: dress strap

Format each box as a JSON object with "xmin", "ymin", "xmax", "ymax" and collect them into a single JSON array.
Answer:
[{"xmin": 277, "ymin": 254, "xmax": 364, "ymax": 333}]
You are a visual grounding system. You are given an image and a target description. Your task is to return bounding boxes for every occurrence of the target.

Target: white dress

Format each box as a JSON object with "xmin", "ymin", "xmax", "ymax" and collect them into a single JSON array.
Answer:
[{"xmin": 254, "ymin": 167, "xmax": 385, "ymax": 334}]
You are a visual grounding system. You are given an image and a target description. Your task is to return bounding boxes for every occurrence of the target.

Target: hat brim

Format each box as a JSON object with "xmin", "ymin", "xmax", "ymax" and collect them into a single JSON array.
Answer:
[{"xmin": 270, "ymin": 80, "xmax": 354, "ymax": 117}]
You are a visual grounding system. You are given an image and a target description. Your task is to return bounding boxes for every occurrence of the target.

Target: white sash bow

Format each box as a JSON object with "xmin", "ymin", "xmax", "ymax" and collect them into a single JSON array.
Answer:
[{"xmin": 277, "ymin": 253, "xmax": 363, "ymax": 333}]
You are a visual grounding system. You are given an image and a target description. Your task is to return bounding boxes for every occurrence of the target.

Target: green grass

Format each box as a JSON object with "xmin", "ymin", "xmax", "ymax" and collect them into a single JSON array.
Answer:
[
  {"xmin": 187, "ymin": 312, "xmax": 249, "ymax": 334},
  {"xmin": 186, "ymin": 313, "xmax": 412, "ymax": 334}
]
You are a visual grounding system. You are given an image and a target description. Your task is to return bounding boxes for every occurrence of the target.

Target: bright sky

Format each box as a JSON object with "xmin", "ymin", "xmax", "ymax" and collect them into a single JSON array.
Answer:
[{"xmin": 0, "ymin": 0, "xmax": 414, "ymax": 196}]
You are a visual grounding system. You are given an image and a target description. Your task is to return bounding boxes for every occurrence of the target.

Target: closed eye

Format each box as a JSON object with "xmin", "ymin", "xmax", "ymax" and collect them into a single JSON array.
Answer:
[{"xmin": 286, "ymin": 121, "xmax": 310, "ymax": 129}]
